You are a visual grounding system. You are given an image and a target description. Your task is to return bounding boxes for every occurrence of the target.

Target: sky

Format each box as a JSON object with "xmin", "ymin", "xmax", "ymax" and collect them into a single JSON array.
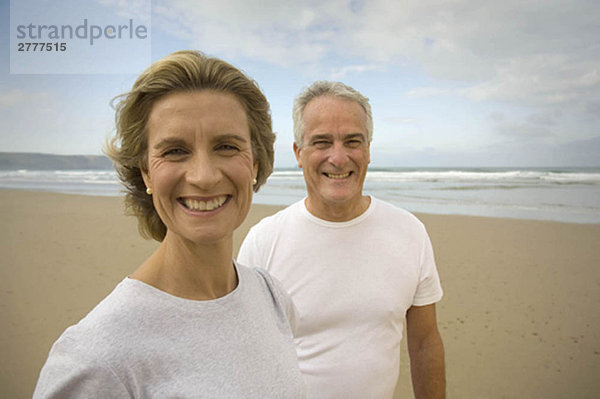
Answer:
[{"xmin": 1, "ymin": 0, "xmax": 599, "ymax": 167}]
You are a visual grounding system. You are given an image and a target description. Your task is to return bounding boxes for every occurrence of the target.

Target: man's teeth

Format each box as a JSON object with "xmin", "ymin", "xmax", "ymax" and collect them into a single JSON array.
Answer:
[
  {"xmin": 183, "ymin": 196, "xmax": 227, "ymax": 211},
  {"xmin": 326, "ymin": 172, "xmax": 350, "ymax": 179}
]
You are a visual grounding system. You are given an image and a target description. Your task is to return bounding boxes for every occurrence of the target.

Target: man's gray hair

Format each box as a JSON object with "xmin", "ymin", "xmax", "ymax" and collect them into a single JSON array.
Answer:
[{"xmin": 292, "ymin": 81, "xmax": 373, "ymax": 147}]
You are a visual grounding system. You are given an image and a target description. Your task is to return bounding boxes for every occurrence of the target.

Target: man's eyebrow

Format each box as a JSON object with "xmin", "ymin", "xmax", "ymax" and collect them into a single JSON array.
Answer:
[
  {"xmin": 309, "ymin": 133, "xmax": 365, "ymax": 142},
  {"xmin": 344, "ymin": 133, "xmax": 366, "ymax": 140}
]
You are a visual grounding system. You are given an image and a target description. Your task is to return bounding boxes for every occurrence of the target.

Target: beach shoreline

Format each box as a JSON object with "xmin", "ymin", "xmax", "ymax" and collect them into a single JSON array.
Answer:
[{"xmin": 2, "ymin": 189, "xmax": 599, "ymax": 398}]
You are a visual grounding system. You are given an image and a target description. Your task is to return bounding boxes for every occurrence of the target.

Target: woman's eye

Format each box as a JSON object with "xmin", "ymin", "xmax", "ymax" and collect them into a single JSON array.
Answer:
[
  {"xmin": 162, "ymin": 148, "xmax": 187, "ymax": 157},
  {"xmin": 217, "ymin": 144, "xmax": 240, "ymax": 152}
]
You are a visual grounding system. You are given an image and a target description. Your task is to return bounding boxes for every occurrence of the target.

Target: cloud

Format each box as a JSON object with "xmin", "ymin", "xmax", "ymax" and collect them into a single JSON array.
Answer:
[
  {"xmin": 385, "ymin": 117, "xmax": 421, "ymax": 124},
  {"xmin": 491, "ymin": 109, "xmax": 563, "ymax": 138},
  {"xmin": 330, "ymin": 64, "xmax": 381, "ymax": 80},
  {"xmin": 371, "ymin": 135, "xmax": 600, "ymax": 167},
  {"xmin": 146, "ymin": 0, "xmax": 599, "ymax": 113},
  {"xmin": 0, "ymin": 88, "xmax": 54, "ymax": 107},
  {"xmin": 460, "ymin": 54, "xmax": 600, "ymax": 107},
  {"xmin": 96, "ymin": 0, "xmax": 600, "ymax": 163},
  {"xmin": 405, "ymin": 87, "xmax": 452, "ymax": 98},
  {"xmin": 96, "ymin": 0, "xmax": 151, "ymax": 24},
  {"xmin": 151, "ymin": 0, "xmax": 349, "ymax": 69}
]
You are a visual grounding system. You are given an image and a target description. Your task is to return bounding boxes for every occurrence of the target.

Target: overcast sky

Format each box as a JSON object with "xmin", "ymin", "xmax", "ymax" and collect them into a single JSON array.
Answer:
[{"xmin": 1, "ymin": 0, "xmax": 599, "ymax": 167}]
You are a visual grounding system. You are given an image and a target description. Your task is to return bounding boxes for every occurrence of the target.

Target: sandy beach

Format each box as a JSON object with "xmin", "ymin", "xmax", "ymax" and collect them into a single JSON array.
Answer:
[{"xmin": 2, "ymin": 189, "xmax": 599, "ymax": 398}]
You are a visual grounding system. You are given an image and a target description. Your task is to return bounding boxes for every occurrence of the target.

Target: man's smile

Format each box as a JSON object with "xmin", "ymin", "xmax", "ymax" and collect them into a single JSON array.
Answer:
[{"xmin": 324, "ymin": 172, "xmax": 352, "ymax": 179}]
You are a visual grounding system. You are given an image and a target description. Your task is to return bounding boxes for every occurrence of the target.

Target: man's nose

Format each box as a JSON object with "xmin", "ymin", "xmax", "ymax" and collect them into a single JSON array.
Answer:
[{"xmin": 328, "ymin": 142, "xmax": 349, "ymax": 167}]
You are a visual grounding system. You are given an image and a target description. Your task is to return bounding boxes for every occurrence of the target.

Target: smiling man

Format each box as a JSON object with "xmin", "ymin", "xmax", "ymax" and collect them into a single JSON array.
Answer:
[{"xmin": 238, "ymin": 81, "xmax": 445, "ymax": 398}]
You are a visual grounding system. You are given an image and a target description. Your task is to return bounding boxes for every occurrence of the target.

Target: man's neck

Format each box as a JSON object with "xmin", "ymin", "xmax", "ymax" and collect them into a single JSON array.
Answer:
[{"xmin": 305, "ymin": 195, "xmax": 371, "ymax": 222}]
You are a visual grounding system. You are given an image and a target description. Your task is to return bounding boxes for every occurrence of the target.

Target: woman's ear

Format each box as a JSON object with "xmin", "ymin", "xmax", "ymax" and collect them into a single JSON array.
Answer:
[
  {"xmin": 253, "ymin": 161, "xmax": 259, "ymax": 182},
  {"xmin": 141, "ymin": 169, "xmax": 151, "ymax": 192}
]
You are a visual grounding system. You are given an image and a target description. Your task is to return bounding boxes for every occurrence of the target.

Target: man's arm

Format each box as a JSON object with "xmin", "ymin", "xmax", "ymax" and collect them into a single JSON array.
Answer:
[{"xmin": 406, "ymin": 303, "xmax": 446, "ymax": 399}]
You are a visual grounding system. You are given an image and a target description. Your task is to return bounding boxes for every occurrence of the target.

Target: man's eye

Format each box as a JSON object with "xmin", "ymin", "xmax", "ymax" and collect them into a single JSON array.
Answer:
[
  {"xmin": 313, "ymin": 141, "xmax": 331, "ymax": 147},
  {"xmin": 346, "ymin": 140, "xmax": 362, "ymax": 148}
]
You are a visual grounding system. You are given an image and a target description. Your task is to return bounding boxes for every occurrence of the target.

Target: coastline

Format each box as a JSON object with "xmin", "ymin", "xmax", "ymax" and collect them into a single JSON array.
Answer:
[
  {"xmin": 2, "ymin": 189, "xmax": 599, "ymax": 398},
  {"xmin": 3, "ymin": 166, "xmax": 600, "ymax": 224}
]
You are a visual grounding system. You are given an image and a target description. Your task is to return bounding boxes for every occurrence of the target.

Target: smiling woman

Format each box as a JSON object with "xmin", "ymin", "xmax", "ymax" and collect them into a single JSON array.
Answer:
[{"xmin": 32, "ymin": 51, "xmax": 305, "ymax": 398}]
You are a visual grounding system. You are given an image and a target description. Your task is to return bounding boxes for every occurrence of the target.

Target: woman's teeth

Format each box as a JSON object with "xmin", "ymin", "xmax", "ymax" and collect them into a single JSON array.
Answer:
[{"xmin": 183, "ymin": 196, "xmax": 227, "ymax": 211}]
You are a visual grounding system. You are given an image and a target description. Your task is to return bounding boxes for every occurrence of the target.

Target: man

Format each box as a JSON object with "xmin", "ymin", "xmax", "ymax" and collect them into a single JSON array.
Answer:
[{"xmin": 238, "ymin": 81, "xmax": 445, "ymax": 398}]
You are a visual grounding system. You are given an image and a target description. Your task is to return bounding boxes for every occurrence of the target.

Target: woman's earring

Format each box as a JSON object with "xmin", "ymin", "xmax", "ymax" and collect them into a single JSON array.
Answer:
[
  {"xmin": 146, "ymin": 187, "xmax": 153, "ymax": 195},
  {"xmin": 252, "ymin": 178, "xmax": 257, "ymax": 185}
]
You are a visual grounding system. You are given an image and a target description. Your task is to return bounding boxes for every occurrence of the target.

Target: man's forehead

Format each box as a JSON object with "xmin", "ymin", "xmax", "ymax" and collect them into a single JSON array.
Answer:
[
  {"xmin": 304, "ymin": 95, "xmax": 365, "ymax": 114},
  {"xmin": 304, "ymin": 96, "xmax": 367, "ymax": 129}
]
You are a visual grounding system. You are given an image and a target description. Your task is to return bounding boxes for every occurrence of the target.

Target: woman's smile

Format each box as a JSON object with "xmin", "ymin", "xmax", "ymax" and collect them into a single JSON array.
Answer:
[{"xmin": 178, "ymin": 195, "xmax": 230, "ymax": 212}]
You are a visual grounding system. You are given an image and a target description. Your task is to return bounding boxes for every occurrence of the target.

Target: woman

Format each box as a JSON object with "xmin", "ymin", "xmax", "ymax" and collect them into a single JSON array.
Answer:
[{"xmin": 33, "ymin": 51, "xmax": 305, "ymax": 398}]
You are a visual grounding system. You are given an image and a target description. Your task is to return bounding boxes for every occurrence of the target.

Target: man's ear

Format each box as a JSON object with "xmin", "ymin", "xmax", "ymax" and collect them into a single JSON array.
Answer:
[{"xmin": 293, "ymin": 142, "xmax": 302, "ymax": 168}]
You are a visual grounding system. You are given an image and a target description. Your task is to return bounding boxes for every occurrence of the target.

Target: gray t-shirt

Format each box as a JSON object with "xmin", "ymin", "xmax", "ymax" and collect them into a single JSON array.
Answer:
[{"xmin": 33, "ymin": 262, "xmax": 305, "ymax": 398}]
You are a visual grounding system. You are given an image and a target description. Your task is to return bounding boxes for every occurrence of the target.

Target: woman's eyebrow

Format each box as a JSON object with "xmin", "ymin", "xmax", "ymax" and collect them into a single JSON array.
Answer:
[
  {"xmin": 152, "ymin": 137, "xmax": 187, "ymax": 150},
  {"xmin": 213, "ymin": 133, "xmax": 249, "ymax": 143}
]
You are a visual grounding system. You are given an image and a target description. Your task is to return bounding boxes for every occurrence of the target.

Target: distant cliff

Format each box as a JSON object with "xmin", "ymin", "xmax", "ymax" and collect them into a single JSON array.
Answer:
[{"xmin": 0, "ymin": 153, "xmax": 113, "ymax": 170}]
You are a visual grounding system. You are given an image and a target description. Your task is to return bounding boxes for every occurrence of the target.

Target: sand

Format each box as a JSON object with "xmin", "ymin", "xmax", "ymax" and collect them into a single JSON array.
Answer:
[{"xmin": 1, "ymin": 189, "xmax": 599, "ymax": 398}]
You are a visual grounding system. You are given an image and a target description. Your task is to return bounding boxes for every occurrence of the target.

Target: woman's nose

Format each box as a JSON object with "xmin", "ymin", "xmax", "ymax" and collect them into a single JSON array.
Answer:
[{"xmin": 186, "ymin": 152, "xmax": 221, "ymax": 189}]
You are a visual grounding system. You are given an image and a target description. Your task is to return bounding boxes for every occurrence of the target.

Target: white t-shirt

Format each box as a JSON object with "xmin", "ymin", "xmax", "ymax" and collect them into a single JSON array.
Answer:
[
  {"xmin": 238, "ymin": 197, "xmax": 443, "ymax": 398},
  {"xmin": 34, "ymin": 262, "xmax": 305, "ymax": 398}
]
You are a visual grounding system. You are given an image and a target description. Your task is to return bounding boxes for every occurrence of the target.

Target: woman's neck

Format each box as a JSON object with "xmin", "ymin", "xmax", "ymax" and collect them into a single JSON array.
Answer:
[{"xmin": 130, "ymin": 232, "xmax": 237, "ymax": 300}]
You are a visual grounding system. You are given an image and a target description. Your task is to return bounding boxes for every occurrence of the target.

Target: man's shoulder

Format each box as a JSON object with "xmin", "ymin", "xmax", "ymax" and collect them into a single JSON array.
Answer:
[
  {"xmin": 249, "ymin": 200, "xmax": 304, "ymax": 232},
  {"xmin": 371, "ymin": 197, "xmax": 425, "ymax": 229}
]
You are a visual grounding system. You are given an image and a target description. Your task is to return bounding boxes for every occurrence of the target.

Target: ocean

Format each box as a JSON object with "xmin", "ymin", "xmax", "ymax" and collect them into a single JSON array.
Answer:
[{"xmin": 1, "ymin": 167, "xmax": 599, "ymax": 224}]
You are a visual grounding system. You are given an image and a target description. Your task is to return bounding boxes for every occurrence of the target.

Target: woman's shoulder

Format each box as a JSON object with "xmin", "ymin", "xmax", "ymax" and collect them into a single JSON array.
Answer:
[
  {"xmin": 52, "ymin": 278, "xmax": 164, "ymax": 358},
  {"xmin": 34, "ymin": 279, "xmax": 151, "ymax": 397}
]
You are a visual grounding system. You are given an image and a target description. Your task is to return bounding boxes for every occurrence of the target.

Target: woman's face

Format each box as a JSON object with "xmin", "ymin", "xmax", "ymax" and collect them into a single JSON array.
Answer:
[{"xmin": 142, "ymin": 90, "xmax": 257, "ymax": 245}]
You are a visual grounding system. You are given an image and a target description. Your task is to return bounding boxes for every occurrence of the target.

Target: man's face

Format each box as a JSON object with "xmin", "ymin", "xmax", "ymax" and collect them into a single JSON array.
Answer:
[{"xmin": 294, "ymin": 95, "xmax": 370, "ymax": 220}]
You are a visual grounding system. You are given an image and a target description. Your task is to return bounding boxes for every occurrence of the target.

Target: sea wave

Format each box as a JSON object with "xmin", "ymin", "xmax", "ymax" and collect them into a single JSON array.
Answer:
[
  {"xmin": 364, "ymin": 170, "xmax": 600, "ymax": 185},
  {"xmin": 2, "ymin": 168, "xmax": 600, "ymax": 223},
  {"xmin": 0, "ymin": 169, "xmax": 118, "ymax": 182},
  {"xmin": 4, "ymin": 168, "xmax": 599, "ymax": 185}
]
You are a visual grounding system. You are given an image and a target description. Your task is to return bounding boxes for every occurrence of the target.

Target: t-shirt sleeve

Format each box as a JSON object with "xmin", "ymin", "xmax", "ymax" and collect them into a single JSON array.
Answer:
[
  {"xmin": 33, "ymin": 337, "xmax": 130, "ymax": 399},
  {"xmin": 269, "ymin": 274, "xmax": 299, "ymax": 336},
  {"xmin": 412, "ymin": 226, "xmax": 443, "ymax": 306},
  {"xmin": 253, "ymin": 267, "xmax": 299, "ymax": 337}
]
